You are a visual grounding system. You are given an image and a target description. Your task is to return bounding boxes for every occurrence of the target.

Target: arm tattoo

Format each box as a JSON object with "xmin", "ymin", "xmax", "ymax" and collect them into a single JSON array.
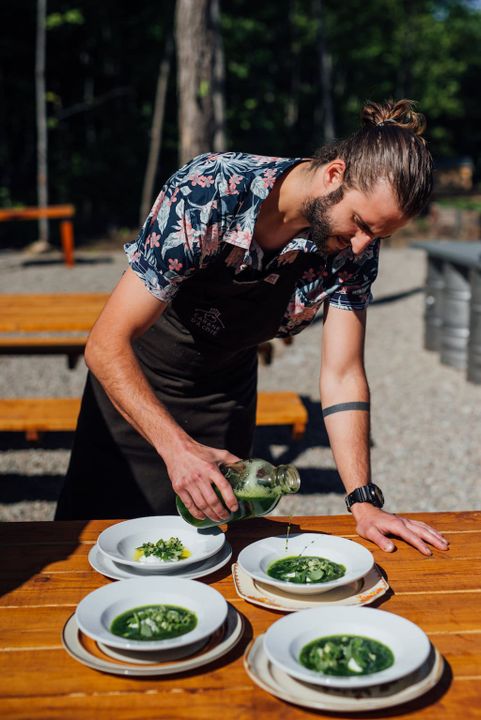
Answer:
[{"xmin": 322, "ymin": 401, "xmax": 370, "ymax": 418}]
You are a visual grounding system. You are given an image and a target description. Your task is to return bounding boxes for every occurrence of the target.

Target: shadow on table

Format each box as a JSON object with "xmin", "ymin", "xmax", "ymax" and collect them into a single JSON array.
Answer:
[{"xmin": 0, "ymin": 519, "xmax": 90, "ymax": 604}]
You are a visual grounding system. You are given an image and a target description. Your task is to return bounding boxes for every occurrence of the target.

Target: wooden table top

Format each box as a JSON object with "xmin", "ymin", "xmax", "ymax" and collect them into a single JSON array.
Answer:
[
  {"xmin": 1, "ymin": 512, "xmax": 480, "ymax": 719},
  {"xmin": 0, "ymin": 293, "xmax": 108, "ymax": 333}
]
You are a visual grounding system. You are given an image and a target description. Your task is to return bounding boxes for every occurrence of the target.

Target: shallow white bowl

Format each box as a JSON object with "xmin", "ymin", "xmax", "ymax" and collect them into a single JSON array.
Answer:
[
  {"xmin": 264, "ymin": 606, "xmax": 431, "ymax": 689},
  {"xmin": 97, "ymin": 516, "xmax": 225, "ymax": 569},
  {"xmin": 237, "ymin": 534, "xmax": 374, "ymax": 595},
  {"xmin": 75, "ymin": 577, "xmax": 228, "ymax": 651}
]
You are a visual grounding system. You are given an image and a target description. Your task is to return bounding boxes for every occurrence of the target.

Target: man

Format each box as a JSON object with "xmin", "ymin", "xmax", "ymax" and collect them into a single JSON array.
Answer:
[{"xmin": 55, "ymin": 99, "xmax": 448, "ymax": 557}]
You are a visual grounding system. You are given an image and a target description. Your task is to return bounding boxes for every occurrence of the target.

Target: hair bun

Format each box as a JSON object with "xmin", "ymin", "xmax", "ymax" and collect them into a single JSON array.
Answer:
[{"xmin": 361, "ymin": 98, "xmax": 426, "ymax": 136}]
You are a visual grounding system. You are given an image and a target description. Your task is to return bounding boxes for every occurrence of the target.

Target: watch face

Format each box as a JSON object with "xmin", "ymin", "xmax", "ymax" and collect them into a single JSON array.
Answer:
[{"xmin": 369, "ymin": 484, "xmax": 384, "ymax": 506}]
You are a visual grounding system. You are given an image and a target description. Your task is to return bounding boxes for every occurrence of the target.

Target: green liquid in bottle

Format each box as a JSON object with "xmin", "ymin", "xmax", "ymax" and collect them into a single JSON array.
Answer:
[{"xmin": 175, "ymin": 459, "xmax": 300, "ymax": 529}]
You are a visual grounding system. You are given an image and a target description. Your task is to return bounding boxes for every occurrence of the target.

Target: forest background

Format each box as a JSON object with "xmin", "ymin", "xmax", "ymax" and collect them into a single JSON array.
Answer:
[{"xmin": 2, "ymin": 0, "xmax": 481, "ymax": 247}]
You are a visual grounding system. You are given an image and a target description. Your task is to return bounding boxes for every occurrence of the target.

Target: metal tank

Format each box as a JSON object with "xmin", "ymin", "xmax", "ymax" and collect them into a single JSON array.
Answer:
[
  {"xmin": 467, "ymin": 266, "xmax": 481, "ymax": 384},
  {"xmin": 423, "ymin": 256, "xmax": 444, "ymax": 351},
  {"xmin": 440, "ymin": 261, "xmax": 471, "ymax": 369}
]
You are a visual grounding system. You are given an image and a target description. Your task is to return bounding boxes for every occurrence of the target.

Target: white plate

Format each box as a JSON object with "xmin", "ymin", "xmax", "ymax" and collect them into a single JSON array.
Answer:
[
  {"xmin": 97, "ymin": 516, "xmax": 225, "ymax": 569},
  {"xmin": 263, "ymin": 606, "xmax": 431, "ymax": 689},
  {"xmin": 75, "ymin": 577, "xmax": 228, "ymax": 652},
  {"xmin": 89, "ymin": 541, "xmax": 232, "ymax": 581},
  {"xmin": 237, "ymin": 533, "xmax": 374, "ymax": 595},
  {"xmin": 63, "ymin": 603, "xmax": 244, "ymax": 676},
  {"xmin": 245, "ymin": 636, "xmax": 444, "ymax": 712}
]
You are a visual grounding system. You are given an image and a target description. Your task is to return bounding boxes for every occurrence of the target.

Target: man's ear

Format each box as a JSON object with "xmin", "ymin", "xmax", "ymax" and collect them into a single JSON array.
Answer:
[{"xmin": 323, "ymin": 159, "xmax": 346, "ymax": 190}]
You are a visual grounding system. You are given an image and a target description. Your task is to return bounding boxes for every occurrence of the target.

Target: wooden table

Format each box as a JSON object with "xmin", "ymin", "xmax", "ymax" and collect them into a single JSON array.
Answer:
[{"xmin": 0, "ymin": 512, "xmax": 480, "ymax": 719}]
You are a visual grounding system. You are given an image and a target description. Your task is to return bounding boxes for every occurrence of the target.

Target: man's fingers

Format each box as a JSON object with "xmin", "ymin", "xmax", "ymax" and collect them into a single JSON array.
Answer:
[
  {"xmin": 364, "ymin": 526, "xmax": 396, "ymax": 553},
  {"xmin": 179, "ymin": 491, "xmax": 206, "ymax": 521},
  {"xmin": 405, "ymin": 520, "xmax": 449, "ymax": 549},
  {"xmin": 189, "ymin": 484, "xmax": 228, "ymax": 522},
  {"xmin": 212, "ymin": 472, "xmax": 239, "ymax": 512}
]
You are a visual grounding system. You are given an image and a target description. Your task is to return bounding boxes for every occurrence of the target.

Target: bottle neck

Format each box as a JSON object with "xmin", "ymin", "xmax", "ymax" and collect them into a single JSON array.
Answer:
[{"xmin": 274, "ymin": 465, "xmax": 301, "ymax": 494}]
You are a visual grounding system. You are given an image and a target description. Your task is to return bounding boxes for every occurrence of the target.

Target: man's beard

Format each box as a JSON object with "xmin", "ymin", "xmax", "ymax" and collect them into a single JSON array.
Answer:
[{"xmin": 302, "ymin": 186, "xmax": 344, "ymax": 253}]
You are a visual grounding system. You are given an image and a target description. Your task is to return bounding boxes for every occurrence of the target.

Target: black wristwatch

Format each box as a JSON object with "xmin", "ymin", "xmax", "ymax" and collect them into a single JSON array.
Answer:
[{"xmin": 345, "ymin": 483, "xmax": 384, "ymax": 512}]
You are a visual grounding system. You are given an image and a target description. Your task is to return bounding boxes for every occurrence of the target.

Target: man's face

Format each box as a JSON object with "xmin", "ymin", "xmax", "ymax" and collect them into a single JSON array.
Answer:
[{"xmin": 303, "ymin": 180, "xmax": 407, "ymax": 255}]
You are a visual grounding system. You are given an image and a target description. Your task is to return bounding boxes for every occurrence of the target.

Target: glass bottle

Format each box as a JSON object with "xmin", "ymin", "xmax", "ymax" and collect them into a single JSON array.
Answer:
[{"xmin": 176, "ymin": 458, "xmax": 301, "ymax": 529}]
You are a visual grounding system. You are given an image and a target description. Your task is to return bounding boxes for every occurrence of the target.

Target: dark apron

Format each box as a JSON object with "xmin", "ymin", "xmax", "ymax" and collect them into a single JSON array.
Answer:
[{"xmin": 55, "ymin": 246, "xmax": 312, "ymax": 520}]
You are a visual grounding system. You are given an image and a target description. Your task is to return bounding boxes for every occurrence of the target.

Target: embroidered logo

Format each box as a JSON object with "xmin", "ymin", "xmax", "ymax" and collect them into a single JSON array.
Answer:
[
  {"xmin": 264, "ymin": 273, "xmax": 280, "ymax": 285},
  {"xmin": 191, "ymin": 307, "xmax": 225, "ymax": 336}
]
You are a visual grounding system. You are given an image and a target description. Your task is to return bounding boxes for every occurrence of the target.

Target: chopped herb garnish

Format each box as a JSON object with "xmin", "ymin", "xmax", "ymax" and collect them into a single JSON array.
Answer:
[
  {"xmin": 267, "ymin": 555, "xmax": 346, "ymax": 584},
  {"xmin": 136, "ymin": 536, "xmax": 186, "ymax": 562},
  {"xmin": 111, "ymin": 604, "xmax": 197, "ymax": 641},
  {"xmin": 300, "ymin": 634, "xmax": 394, "ymax": 676}
]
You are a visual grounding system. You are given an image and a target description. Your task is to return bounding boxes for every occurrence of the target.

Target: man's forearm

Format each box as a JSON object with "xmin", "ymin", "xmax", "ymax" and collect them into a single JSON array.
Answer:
[
  {"xmin": 85, "ymin": 336, "xmax": 189, "ymax": 462},
  {"xmin": 320, "ymin": 369, "xmax": 371, "ymax": 494}
]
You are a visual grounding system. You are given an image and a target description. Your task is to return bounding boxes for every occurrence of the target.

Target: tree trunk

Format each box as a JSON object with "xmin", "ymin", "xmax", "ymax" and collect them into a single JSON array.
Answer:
[
  {"xmin": 175, "ymin": 0, "xmax": 221, "ymax": 165},
  {"xmin": 35, "ymin": 0, "xmax": 49, "ymax": 243},
  {"xmin": 140, "ymin": 36, "xmax": 173, "ymax": 224},
  {"xmin": 211, "ymin": 0, "xmax": 226, "ymax": 152},
  {"xmin": 314, "ymin": 0, "xmax": 335, "ymax": 143}
]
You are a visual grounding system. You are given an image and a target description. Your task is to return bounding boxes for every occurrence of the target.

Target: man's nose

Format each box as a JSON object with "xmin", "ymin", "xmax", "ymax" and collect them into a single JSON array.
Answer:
[{"xmin": 350, "ymin": 232, "xmax": 374, "ymax": 256}]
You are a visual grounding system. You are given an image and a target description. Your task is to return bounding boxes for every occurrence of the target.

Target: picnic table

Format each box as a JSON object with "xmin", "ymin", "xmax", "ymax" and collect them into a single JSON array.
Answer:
[
  {"xmin": 1, "ymin": 511, "xmax": 480, "ymax": 719},
  {"xmin": 0, "ymin": 293, "xmax": 109, "ymax": 366}
]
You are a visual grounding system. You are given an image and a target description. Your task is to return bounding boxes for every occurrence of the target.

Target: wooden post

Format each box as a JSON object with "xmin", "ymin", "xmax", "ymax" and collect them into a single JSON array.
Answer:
[{"xmin": 60, "ymin": 220, "xmax": 75, "ymax": 267}]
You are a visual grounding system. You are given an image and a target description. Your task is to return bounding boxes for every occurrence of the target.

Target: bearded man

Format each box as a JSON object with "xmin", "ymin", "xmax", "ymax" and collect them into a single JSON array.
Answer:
[{"xmin": 55, "ymin": 99, "xmax": 448, "ymax": 557}]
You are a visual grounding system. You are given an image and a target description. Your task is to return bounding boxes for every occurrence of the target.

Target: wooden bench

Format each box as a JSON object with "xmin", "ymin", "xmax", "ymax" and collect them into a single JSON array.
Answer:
[
  {"xmin": 0, "ymin": 391, "xmax": 308, "ymax": 442},
  {"xmin": 0, "ymin": 205, "xmax": 76, "ymax": 266}
]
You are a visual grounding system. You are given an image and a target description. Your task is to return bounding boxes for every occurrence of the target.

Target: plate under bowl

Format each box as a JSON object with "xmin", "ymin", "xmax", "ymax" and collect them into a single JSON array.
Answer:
[
  {"xmin": 263, "ymin": 606, "xmax": 431, "ymax": 689},
  {"xmin": 75, "ymin": 577, "xmax": 228, "ymax": 652},
  {"xmin": 97, "ymin": 516, "xmax": 225, "ymax": 569},
  {"xmin": 237, "ymin": 533, "xmax": 374, "ymax": 595}
]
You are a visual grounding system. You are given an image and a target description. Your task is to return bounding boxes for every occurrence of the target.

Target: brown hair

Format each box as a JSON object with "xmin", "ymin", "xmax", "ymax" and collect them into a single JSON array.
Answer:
[{"xmin": 310, "ymin": 99, "xmax": 433, "ymax": 218}]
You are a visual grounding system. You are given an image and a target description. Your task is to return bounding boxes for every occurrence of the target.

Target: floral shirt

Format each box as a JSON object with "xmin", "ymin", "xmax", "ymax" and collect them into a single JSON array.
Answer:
[{"xmin": 125, "ymin": 152, "xmax": 380, "ymax": 338}]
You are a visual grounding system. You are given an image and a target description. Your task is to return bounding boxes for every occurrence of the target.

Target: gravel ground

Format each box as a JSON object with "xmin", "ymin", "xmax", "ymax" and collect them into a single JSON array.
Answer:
[{"xmin": 1, "ymin": 245, "xmax": 480, "ymax": 521}]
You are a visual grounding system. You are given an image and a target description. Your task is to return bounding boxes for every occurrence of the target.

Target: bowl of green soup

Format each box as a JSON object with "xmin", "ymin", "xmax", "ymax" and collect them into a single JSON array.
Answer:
[
  {"xmin": 75, "ymin": 577, "xmax": 227, "ymax": 651},
  {"xmin": 237, "ymin": 534, "xmax": 374, "ymax": 595},
  {"xmin": 264, "ymin": 606, "xmax": 431, "ymax": 688}
]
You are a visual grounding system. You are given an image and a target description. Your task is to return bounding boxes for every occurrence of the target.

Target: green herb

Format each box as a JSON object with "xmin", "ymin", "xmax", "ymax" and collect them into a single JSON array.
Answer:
[
  {"xmin": 267, "ymin": 555, "xmax": 346, "ymax": 584},
  {"xmin": 111, "ymin": 604, "xmax": 197, "ymax": 641},
  {"xmin": 136, "ymin": 536, "xmax": 186, "ymax": 561},
  {"xmin": 300, "ymin": 634, "xmax": 394, "ymax": 676}
]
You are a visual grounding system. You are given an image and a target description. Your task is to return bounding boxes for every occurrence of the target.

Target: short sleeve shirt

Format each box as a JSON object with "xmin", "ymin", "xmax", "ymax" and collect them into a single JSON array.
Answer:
[{"xmin": 125, "ymin": 152, "xmax": 380, "ymax": 338}]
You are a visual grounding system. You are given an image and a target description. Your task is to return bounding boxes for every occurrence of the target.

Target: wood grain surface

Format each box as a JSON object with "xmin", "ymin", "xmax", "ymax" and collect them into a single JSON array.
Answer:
[{"xmin": 0, "ymin": 512, "xmax": 480, "ymax": 719}]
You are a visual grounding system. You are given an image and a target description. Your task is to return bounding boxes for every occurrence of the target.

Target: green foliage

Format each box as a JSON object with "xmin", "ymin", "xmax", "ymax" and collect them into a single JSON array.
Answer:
[{"xmin": 1, "ymin": 0, "xmax": 481, "ymax": 245}]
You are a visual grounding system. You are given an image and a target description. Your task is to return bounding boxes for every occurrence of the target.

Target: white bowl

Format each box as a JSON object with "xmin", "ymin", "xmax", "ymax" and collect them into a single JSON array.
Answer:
[
  {"xmin": 75, "ymin": 577, "xmax": 228, "ymax": 651},
  {"xmin": 97, "ymin": 516, "xmax": 225, "ymax": 569},
  {"xmin": 237, "ymin": 534, "xmax": 374, "ymax": 595},
  {"xmin": 264, "ymin": 606, "xmax": 431, "ymax": 689}
]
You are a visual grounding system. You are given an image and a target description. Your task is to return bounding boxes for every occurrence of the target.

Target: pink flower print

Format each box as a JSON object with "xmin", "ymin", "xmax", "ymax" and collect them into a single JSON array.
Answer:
[
  {"xmin": 277, "ymin": 251, "xmax": 299, "ymax": 265},
  {"xmin": 167, "ymin": 187, "xmax": 180, "ymax": 206},
  {"xmin": 202, "ymin": 222, "xmax": 220, "ymax": 255},
  {"xmin": 262, "ymin": 168, "xmax": 277, "ymax": 188},
  {"xmin": 226, "ymin": 226, "xmax": 251, "ymax": 247},
  {"xmin": 302, "ymin": 267, "xmax": 317, "ymax": 282},
  {"xmin": 190, "ymin": 173, "xmax": 214, "ymax": 187},
  {"xmin": 179, "ymin": 216, "xmax": 195, "ymax": 250},
  {"xmin": 227, "ymin": 173, "xmax": 243, "ymax": 195},
  {"xmin": 168, "ymin": 258, "xmax": 183, "ymax": 272},
  {"xmin": 131, "ymin": 251, "xmax": 141, "ymax": 263},
  {"xmin": 146, "ymin": 232, "xmax": 161, "ymax": 249}
]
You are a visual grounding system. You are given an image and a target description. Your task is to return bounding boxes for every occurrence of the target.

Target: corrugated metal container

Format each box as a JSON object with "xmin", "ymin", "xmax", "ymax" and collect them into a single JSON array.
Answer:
[
  {"xmin": 440, "ymin": 261, "xmax": 471, "ymax": 369},
  {"xmin": 467, "ymin": 267, "xmax": 481, "ymax": 384},
  {"xmin": 424, "ymin": 256, "xmax": 444, "ymax": 351}
]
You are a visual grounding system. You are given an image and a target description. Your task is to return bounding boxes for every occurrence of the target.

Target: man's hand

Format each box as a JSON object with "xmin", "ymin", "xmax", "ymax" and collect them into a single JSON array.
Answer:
[
  {"xmin": 164, "ymin": 439, "xmax": 242, "ymax": 522},
  {"xmin": 351, "ymin": 503, "xmax": 449, "ymax": 555}
]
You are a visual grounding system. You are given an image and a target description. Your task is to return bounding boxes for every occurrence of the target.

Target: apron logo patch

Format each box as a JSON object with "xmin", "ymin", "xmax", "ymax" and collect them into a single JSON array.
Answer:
[
  {"xmin": 191, "ymin": 307, "xmax": 225, "ymax": 336},
  {"xmin": 264, "ymin": 273, "xmax": 280, "ymax": 285}
]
